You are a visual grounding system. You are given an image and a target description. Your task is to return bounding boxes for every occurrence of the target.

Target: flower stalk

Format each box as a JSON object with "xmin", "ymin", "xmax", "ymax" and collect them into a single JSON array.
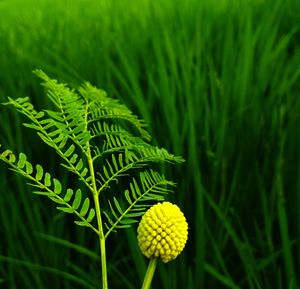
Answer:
[{"xmin": 141, "ymin": 258, "xmax": 158, "ymax": 289}]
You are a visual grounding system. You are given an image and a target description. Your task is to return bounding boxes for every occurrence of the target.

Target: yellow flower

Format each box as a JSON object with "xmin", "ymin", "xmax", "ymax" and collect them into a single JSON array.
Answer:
[{"xmin": 137, "ymin": 202, "xmax": 188, "ymax": 263}]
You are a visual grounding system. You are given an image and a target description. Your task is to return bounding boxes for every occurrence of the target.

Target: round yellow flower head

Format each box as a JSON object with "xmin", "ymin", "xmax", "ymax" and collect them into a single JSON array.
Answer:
[{"xmin": 137, "ymin": 202, "xmax": 188, "ymax": 263}]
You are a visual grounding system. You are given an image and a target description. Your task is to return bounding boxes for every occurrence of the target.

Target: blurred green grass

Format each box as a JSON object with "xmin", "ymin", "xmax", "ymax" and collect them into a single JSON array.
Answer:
[{"xmin": 0, "ymin": 0, "xmax": 300, "ymax": 288}]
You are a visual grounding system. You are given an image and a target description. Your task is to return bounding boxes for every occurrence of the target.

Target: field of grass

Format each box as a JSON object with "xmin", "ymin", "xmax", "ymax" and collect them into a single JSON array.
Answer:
[{"xmin": 0, "ymin": 0, "xmax": 300, "ymax": 288}]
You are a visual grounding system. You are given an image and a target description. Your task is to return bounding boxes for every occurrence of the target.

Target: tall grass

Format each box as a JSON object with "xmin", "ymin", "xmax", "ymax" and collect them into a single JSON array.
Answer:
[{"xmin": 0, "ymin": 0, "xmax": 299, "ymax": 288}]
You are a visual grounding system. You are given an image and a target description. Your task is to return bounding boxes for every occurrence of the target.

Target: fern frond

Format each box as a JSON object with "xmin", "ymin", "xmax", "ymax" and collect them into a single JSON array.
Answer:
[
  {"xmin": 90, "ymin": 121, "xmax": 137, "ymax": 152},
  {"xmin": 0, "ymin": 148, "xmax": 98, "ymax": 234},
  {"xmin": 95, "ymin": 145, "xmax": 183, "ymax": 195},
  {"xmin": 34, "ymin": 70, "xmax": 92, "ymax": 154},
  {"xmin": 3, "ymin": 97, "xmax": 94, "ymax": 192},
  {"xmin": 79, "ymin": 82, "xmax": 151, "ymax": 141},
  {"xmin": 1, "ymin": 71, "xmax": 184, "ymax": 239},
  {"xmin": 104, "ymin": 169, "xmax": 175, "ymax": 239}
]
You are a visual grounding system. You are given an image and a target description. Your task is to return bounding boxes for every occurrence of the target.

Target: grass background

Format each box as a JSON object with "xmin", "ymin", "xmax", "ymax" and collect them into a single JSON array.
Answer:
[{"xmin": 0, "ymin": 0, "xmax": 300, "ymax": 288}]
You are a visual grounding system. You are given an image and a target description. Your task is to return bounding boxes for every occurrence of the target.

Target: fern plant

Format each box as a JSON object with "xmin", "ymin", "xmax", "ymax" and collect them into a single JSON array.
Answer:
[{"xmin": 0, "ymin": 70, "xmax": 183, "ymax": 289}]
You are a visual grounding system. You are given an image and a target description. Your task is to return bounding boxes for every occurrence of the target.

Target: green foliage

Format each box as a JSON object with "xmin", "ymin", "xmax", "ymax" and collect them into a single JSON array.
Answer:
[
  {"xmin": 0, "ymin": 70, "xmax": 183, "ymax": 238},
  {"xmin": 103, "ymin": 169, "xmax": 175, "ymax": 238},
  {"xmin": 1, "ymin": 0, "xmax": 300, "ymax": 288}
]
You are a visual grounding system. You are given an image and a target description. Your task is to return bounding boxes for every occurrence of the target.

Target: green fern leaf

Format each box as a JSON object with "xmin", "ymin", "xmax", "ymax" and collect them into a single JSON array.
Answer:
[
  {"xmin": 72, "ymin": 189, "xmax": 82, "ymax": 210},
  {"xmin": 44, "ymin": 172, "xmax": 52, "ymax": 187},
  {"xmin": 17, "ymin": 153, "xmax": 27, "ymax": 169},
  {"xmin": 64, "ymin": 144, "xmax": 76, "ymax": 157},
  {"xmin": 32, "ymin": 191, "xmax": 50, "ymax": 196},
  {"xmin": 104, "ymin": 169, "xmax": 175, "ymax": 238},
  {"xmin": 74, "ymin": 220, "xmax": 90, "ymax": 227},
  {"xmin": 75, "ymin": 159, "xmax": 84, "ymax": 171},
  {"xmin": 113, "ymin": 197, "xmax": 123, "ymax": 215},
  {"xmin": 0, "ymin": 147, "xmax": 98, "ymax": 234},
  {"xmin": 119, "ymin": 219, "xmax": 138, "ymax": 225},
  {"xmin": 124, "ymin": 189, "xmax": 132, "ymax": 204},
  {"xmin": 80, "ymin": 198, "xmax": 90, "ymax": 217},
  {"xmin": 64, "ymin": 188, "xmax": 74, "ymax": 202},
  {"xmin": 57, "ymin": 207, "xmax": 74, "ymax": 214},
  {"xmin": 25, "ymin": 161, "xmax": 33, "ymax": 174},
  {"xmin": 53, "ymin": 178, "xmax": 62, "ymax": 195},
  {"xmin": 86, "ymin": 209, "xmax": 96, "ymax": 223}
]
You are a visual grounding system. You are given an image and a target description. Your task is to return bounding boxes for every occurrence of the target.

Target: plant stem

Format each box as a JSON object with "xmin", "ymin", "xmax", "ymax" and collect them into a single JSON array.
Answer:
[
  {"xmin": 141, "ymin": 258, "xmax": 158, "ymax": 289},
  {"xmin": 94, "ymin": 194, "xmax": 108, "ymax": 289},
  {"xmin": 88, "ymin": 155, "xmax": 108, "ymax": 289}
]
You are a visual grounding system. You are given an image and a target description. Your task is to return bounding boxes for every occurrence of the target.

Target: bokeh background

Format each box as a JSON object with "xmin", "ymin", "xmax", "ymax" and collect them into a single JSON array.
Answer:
[{"xmin": 0, "ymin": 0, "xmax": 300, "ymax": 288}]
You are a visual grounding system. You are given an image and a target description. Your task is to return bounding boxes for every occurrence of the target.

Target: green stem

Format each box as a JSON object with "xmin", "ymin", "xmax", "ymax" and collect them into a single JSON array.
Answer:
[
  {"xmin": 88, "ymin": 155, "xmax": 108, "ymax": 289},
  {"xmin": 141, "ymin": 258, "xmax": 158, "ymax": 289},
  {"xmin": 94, "ymin": 194, "xmax": 108, "ymax": 289}
]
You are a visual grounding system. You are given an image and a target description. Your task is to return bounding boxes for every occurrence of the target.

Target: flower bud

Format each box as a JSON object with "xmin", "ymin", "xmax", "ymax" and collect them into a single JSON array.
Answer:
[{"xmin": 137, "ymin": 202, "xmax": 188, "ymax": 263}]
